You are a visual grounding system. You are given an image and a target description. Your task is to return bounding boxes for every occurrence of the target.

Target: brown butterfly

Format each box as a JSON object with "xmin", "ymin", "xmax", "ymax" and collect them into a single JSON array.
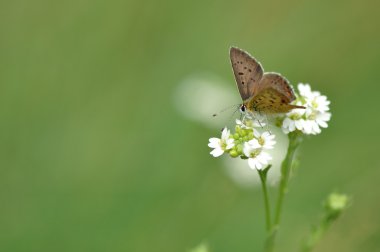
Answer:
[{"xmin": 230, "ymin": 47, "xmax": 305, "ymax": 114}]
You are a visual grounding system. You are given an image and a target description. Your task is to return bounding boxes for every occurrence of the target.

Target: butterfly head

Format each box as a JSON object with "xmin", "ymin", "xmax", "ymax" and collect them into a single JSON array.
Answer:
[{"xmin": 239, "ymin": 104, "xmax": 247, "ymax": 113}]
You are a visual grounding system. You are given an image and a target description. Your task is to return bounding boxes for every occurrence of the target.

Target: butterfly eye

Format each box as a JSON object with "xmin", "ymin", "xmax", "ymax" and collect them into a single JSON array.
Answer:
[{"xmin": 240, "ymin": 104, "xmax": 246, "ymax": 113}]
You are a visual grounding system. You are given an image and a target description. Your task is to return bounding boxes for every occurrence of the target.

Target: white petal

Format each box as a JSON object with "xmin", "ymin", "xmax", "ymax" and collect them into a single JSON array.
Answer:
[
  {"xmin": 302, "ymin": 121, "xmax": 312, "ymax": 134},
  {"xmin": 266, "ymin": 134, "xmax": 275, "ymax": 140},
  {"xmin": 289, "ymin": 121, "xmax": 296, "ymax": 132},
  {"xmin": 247, "ymin": 158, "xmax": 256, "ymax": 169},
  {"xmin": 264, "ymin": 141, "xmax": 276, "ymax": 149},
  {"xmin": 227, "ymin": 138, "xmax": 235, "ymax": 144},
  {"xmin": 283, "ymin": 118, "xmax": 291, "ymax": 128},
  {"xmin": 305, "ymin": 108, "xmax": 313, "ymax": 117},
  {"xmin": 295, "ymin": 120, "xmax": 303, "ymax": 130},
  {"xmin": 255, "ymin": 161, "xmax": 263, "ymax": 170},
  {"xmin": 298, "ymin": 83, "xmax": 312, "ymax": 97},
  {"xmin": 317, "ymin": 119, "xmax": 328, "ymax": 128},
  {"xmin": 312, "ymin": 91, "xmax": 321, "ymax": 96},
  {"xmin": 243, "ymin": 142, "xmax": 252, "ymax": 157},
  {"xmin": 253, "ymin": 130, "xmax": 260, "ymax": 138},
  {"xmin": 257, "ymin": 155, "xmax": 268, "ymax": 165},
  {"xmin": 210, "ymin": 148, "xmax": 224, "ymax": 157},
  {"xmin": 292, "ymin": 108, "xmax": 306, "ymax": 116},
  {"xmin": 248, "ymin": 139, "xmax": 261, "ymax": 149},
  {"xmin": 208, "ymin": 138, "xmax": 220, "ymax": 148},
  {"xmin": 312, "ymin": 123, "xmax": 321, "ymax": 134},
  {"xmin": 221, "ymin": 128, "xmax": 230, "ymax": 139},
  {"xmin": 248, "ymin": 158, "xmax": 261, "ymax": 170},
  {"xmin": 226, "ymin": 140, "xmax": 235, "ymax": 149},
  {"xmin": 318, "ymin": 112, "xmax": 331, "ymax": 121},
  {"xmin": 261, "ymin": 132, "xmax": 270, "ymax": 139}
]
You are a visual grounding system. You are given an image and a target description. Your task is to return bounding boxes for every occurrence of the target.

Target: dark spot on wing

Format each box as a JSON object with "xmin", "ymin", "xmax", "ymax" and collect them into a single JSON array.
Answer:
[{"xmin": 238, "ymin": 72, "xmax": 244, "ymax": 75}]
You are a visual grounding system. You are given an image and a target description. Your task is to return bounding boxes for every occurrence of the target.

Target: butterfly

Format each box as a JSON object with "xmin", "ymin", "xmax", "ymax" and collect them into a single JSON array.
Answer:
[{"xmin": 230, "ymin": 47, "xmax": 305, "ymax": 114}]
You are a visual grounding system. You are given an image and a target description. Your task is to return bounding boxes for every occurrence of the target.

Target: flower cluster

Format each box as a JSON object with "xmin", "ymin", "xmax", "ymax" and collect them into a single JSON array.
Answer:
[
  {"xmin": 209, "ymin": 83, "xmax": 331, "ymax": 169},
  {"xmin": 208, "ymin": 119, "xmax": 275, "ymax": 170},
  {"xmin": 282, "ymin": 83, "xmax": 331, "ymax": 135}
]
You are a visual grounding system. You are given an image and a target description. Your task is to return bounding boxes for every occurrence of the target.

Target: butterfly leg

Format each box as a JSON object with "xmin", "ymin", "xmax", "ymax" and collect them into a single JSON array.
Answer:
[
  {"xmin": 256, "ymin": 110, "xmax": 265, "ymax": 130},
  {"xmin": 264, "ymin": 114, "xmax": 272, "ymax": 135},
  {"xmin": 242, "ymin": 113, "xmax": 247, "ymax": 124}
]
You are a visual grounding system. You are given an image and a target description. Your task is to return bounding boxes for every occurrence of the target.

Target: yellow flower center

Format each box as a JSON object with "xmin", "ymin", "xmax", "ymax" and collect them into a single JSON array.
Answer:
[
  {"xmin": 249, "ymin": 149, "xmax": 260, "ymax": 158},
  {"xmin": 290, "ymin": 113, "xmax": 302, "ymax": 120},
  {"xmin": 308, "ymin": 111, "xmax": 316, "ymax": 120},
  {"xmin": 258, "ymin": 137, "xmax": 265, "ymax": 146}
]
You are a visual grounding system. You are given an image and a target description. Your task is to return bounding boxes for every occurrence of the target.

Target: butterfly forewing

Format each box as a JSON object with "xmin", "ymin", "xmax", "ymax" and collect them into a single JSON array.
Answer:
[
  {"xmin": 230, "ymin": 47, "xmax": 264, "ymax": 100},
  {"xmin": 256, "ymin": 73, "xmax": 296, "ymax": 102}
]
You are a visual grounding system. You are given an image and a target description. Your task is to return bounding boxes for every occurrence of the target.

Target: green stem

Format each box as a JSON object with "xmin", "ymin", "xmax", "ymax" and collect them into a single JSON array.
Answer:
[
  {"xmin": 265, "ymin": 132, "xmax": 302, "ymax": 252},
  {"xmin": 301, "ymin": 215, "xmax": 331, "ymax": 252},
  {"xmin": 301, "ymin": 193, "xmax": 348, "ymax": 252},
  {"xmin": 274, "ymin": 132, "xmax": 301, "ymax": 225},
  {"xmin": 264, "ymin": 229, "xmax": 276, "ymax": 252},
  {"xmin": 258, "ymin": 167, "xmax": 272, "ymax": 232}
]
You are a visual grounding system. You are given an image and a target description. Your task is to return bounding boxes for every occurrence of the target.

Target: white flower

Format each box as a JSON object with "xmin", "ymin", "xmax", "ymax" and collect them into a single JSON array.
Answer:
[
  {"xmin": 236, "ymin": 118, "xmax": 265, "ymax": 129},
  {"xmin": 243, "ymin": 142, "xmax": 272, "ymax": 170},
  {"xmin": 236, "ymin": 119, "xmax": 251, "ymax": 129},
  {"xmin": 309, "ymin": 94, "xmax": 330, "ymax": 113},
  {"xmin": 282, "ymin": 107, "xmax": 307, "ymax": 134},
  {"xmin": 299, "ymin": 83, "xmax": 330, "ymax": 112},
  {"xmin": 314, "ymin": 111, "xmax": 331, "ymax": 128},
  {"xmin": 208, "ymin": 128, "xmax": 235, "ymax": 157},
  {"xmin": 282, "ymin": 83, "xmax": 331, "ymax": 135},
  {"xmin": 298, "ymin": 83, "xmax": 314, "ymax": 99},
  {"xmin": 252, "ymin": 131, "xmax": 276, "ymax": 149},
  {"xmin": 302, "ymin": 108, "xmax": 332, "ymax": 135}
]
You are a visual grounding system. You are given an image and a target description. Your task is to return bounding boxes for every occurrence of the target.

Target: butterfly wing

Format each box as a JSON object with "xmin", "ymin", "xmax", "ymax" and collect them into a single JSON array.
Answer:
[
  {"xmin": 256, "ymin": 72, "xmax": 296, "ymax": 102},
  {"xmin": 248, "ymin": 87, "xmax": 301, "ymax": 114},
  {"xmin": 230, "ymin": 47, "xmax": 264, "ymax": 101}
]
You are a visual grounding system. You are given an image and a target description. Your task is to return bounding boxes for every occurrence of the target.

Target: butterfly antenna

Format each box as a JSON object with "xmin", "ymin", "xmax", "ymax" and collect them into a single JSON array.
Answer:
[
  {"xmin": 229, "ymin": 106, "xmax": 240, "ymax": 122},
  {"xmin": 212, "ymin": 104, "xmax": 240, "ymax": 117}
]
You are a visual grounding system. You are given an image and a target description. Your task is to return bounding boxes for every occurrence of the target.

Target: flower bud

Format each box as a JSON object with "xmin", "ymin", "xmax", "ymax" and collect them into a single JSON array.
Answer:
[
  {"xmin": 325, "ymin": 193, "xmax": 348, "ymax": 219},
  {"xmin": 229, "ymin": 149, "xmax": 239, "ymax": 158}
]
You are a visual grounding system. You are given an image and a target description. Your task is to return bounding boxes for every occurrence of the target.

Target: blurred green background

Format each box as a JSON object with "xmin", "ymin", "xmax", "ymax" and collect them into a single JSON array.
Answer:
[{"xmin": 1, "ymin": 0, "xmax": 379, "ymax": 251}]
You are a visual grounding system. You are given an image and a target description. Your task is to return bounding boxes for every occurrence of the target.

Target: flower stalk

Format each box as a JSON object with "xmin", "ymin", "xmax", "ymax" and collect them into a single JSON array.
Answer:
[
  {"xmin": 258, "ymin": 165, "xmax": 272, "ymax": 232},
  {"xmin": 274, "ymin": 132, "xmax": 303, "ymax": 226},
  {"xmin": 264, "ymin": 132, "xmax": 303, "ymax": 252},
  {"xmin": 301, "ymin": 193, "xmax": 348, "ymax": 252}
]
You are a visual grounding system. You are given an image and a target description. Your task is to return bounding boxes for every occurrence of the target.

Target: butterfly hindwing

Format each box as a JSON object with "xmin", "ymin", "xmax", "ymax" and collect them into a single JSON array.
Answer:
[
  {"xmin": 248, "ymin": 87, "xmax": 296, "ymax": 114},
  {"xmin": 257, "ymin": 73, "xmax": 296, "ymax": 102},
  {"xmin": 230, "ymin": 47, "xmax": 264, "ymax": 100}
]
